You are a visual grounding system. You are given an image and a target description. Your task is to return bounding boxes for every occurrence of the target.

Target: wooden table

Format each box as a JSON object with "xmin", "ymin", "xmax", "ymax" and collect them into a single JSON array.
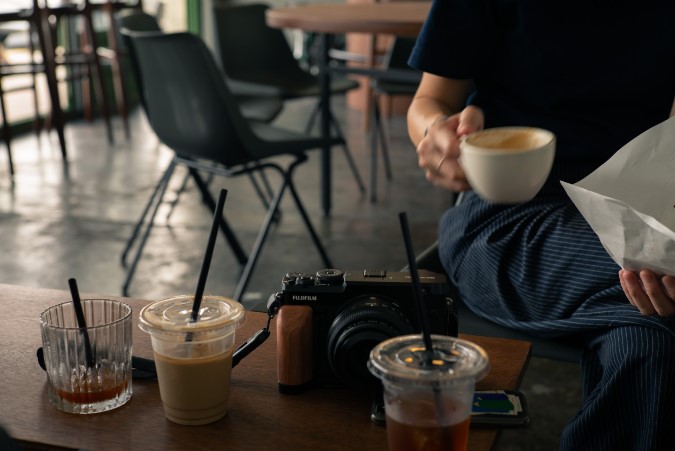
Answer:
[
  {"xmin": 266, "ymin": 1, "xmax": 431, "ymax": 216},
  {"xmin": 0, "ymin": 284, "xmax": 530, "ymax": 450}
]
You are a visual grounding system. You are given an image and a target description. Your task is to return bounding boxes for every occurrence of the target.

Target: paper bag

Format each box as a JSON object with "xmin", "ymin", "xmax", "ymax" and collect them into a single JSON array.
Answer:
[{"xmin": 561, "ymin": 116, "xmax": 675, "ymax": 276}]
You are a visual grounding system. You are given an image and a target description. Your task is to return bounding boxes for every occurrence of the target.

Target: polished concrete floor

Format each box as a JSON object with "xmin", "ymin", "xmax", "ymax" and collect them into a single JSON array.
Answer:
[{"xmin": 0, "ymin": 97, "xmax": 581, "ymax": 450}]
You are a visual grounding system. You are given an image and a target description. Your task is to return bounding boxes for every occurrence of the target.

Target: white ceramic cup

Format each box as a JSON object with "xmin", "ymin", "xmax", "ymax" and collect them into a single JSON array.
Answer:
[{"xmin": 459, "ymin": 127, "xmax": 556, "ymax": 204}]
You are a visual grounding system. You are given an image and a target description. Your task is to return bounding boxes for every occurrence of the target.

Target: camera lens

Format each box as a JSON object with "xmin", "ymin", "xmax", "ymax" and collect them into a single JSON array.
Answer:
[{"xmin": 327, "ymin": 295, "xmax": 414, "ymax": 389}]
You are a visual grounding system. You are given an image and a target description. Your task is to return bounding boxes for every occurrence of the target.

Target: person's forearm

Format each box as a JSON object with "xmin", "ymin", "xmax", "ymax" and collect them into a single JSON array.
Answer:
[
  {"xmin": 406, "ymin": 74, "xmax": 474, "ymax": 146},
  {"xmin": 407, "ymin": 96, "xmax": 455, "ymax": 146}
]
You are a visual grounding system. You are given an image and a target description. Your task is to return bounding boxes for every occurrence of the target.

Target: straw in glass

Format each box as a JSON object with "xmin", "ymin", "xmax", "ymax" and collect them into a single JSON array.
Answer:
[{"xmin": 68, "ymin": 278, "xmax": 96, "ymax": 368}]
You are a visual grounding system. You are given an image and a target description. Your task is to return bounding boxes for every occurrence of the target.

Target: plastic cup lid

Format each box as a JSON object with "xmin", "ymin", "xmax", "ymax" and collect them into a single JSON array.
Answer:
[
  {"xmin": 368, "ymin": 334, "xmax": 490, "ymax": 388},
  {"xmin": 139, "ymin": 295, "xmax": 245, "ymax": 337}
]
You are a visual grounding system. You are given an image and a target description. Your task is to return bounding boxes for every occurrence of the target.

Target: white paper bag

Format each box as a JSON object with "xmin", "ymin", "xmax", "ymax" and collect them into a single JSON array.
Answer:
[{"xmin": 561, "ymin": 116, "xmax": 675, "ymax": 276}]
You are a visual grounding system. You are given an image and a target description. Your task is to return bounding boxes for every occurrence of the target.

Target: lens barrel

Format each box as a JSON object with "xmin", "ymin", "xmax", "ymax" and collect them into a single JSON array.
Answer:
[{"xmin": 327, "ymin": 296, "xmax": 413, "ymax": 389}]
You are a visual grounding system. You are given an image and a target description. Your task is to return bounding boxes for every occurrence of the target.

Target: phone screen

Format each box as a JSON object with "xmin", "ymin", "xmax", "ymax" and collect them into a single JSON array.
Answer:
[
  {"xmin": 472, "ymin": 390, "xmax": 523, "ymax": 415},
  {"xmin": 470, "ymin": 390, "xmax": 529, "ymax": 427}
]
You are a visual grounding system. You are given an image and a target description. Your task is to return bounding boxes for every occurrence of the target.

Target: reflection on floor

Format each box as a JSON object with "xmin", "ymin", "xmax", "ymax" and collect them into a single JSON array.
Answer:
[{"xmin": 0, "ymin": 97, "xmax": 581, "ymax": 450}]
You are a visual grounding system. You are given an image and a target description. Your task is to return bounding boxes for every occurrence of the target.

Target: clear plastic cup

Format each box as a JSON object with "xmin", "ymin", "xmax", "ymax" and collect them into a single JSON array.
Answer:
[
  {"xmin": 368, "ymin": 334, "xmax": 490, "ymax": 451},
  {"xmin": 39, "ymin": 299, "xmax": 133, "ymax": 414},
  {"xmin": 139, "ymin": 295, "xmax": 245, "ymax": 425}
]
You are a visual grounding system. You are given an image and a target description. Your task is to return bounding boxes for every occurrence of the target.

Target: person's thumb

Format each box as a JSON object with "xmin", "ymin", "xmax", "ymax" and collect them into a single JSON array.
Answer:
[{"xmin": 457, "ymin": 106, "xmax": 484, "ymax": 137}]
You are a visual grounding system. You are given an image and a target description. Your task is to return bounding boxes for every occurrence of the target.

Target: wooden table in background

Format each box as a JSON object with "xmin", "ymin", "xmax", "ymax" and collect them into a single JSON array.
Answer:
[
  {"xmin": 266, "ymin": 1, "xmax": 431, "ymax": 216},
  {"xmin": 0, "ymin": 284, "xmax": 530, "ymax": 450}
]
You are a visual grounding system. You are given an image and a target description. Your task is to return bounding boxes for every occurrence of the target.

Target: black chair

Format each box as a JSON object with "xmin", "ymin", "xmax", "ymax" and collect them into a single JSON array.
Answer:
[
  {"xmin": 121, "ymin": 31, "xmax": 339, "ymax": 301},
  {"xmin": 368, "ymin": 37, "xmax": 420, "ymax": 202},
  {"xmin": 212, "ymin": 2, "xmax": 366, "ymax": 195},
  {"xmin": 115, "ymin": 9, "xmax": 283, "ymax": 124},
  {"xmin": 116, "ymin": 10, "xmax": 283, "ymax": 245},
  {"xmin": 410, "ymin": 193, "xmax": 583, "ymax": 363}
]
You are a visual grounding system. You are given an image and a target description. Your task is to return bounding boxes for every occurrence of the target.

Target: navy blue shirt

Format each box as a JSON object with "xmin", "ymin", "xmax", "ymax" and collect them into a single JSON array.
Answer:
[{"xmin": 409, "ymin": 0, "xmax": 675, "ymax": 167}]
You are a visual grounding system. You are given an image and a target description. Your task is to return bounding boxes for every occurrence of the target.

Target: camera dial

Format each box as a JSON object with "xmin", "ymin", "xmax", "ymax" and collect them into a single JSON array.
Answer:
[
  {"xmin": 327, "ymin": 295, "xmax": 414, "ymax": 389},
  {"xmin": 316, "ymin": 269, "xmax": 344, "ymax": 285}
]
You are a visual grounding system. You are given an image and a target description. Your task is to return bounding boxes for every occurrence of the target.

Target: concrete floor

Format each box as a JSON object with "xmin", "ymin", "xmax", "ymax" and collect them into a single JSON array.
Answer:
[{"xmin": 0, "ymin": 97, "xmax": 581, "ymax": 450}]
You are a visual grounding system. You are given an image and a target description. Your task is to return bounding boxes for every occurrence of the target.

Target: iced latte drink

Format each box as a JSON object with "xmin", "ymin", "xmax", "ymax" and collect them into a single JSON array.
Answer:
[{"xmin": 139, "ymin": 295, "xmax": 245, "ymax": 425}]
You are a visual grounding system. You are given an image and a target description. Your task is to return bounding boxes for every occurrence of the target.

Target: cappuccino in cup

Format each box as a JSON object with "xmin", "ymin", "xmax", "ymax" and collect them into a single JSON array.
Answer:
[{"xmin": 460, "ymin": 127, "xmax": 556, "ymax": 203}]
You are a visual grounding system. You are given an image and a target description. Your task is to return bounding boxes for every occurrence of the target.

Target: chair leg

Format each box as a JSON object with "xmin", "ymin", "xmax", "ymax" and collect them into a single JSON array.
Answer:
[
  {"xmin": 109, "ymin": 53, "xmax": 130, "ymax": 139},
  {"xmin": 233, "ymin": 176, "xmax": 286, "ymax": 302},
  {"xmin": 233, "ymin": 158, "xmax": 332, "ymax": 302},
  {"xmin": 34, "ymin": 8, "xmax": 67, "ymax": 161},
  {"xmin": 28, "ymin": 27, "xmax": 42, "ymax": 139},
  {"xmin": 188, "ymin": 167, "xmax": 248, "ymax": 266},
  {"xmin": 378, "ymin": 110, "xmax": 393, "ymax": 181},
  {"xmin": 369, "ymin": 93, "xmax": 393, "ymax": 203},
  {"xmin": 104, "ymin": 3, "xmax": 130, "ymax": 139},
  {"xmin": 0, "ymin": 83, "xmax": 15, "ymax": 176},
  {"xmin": 82, "ymin": 11, "xmax": 115, "ymax": 144},
  {"xmin": 121, "ymin": 158, "xmax": 177, "ymax": 296},
  {"xmin": 164, "ymin": 168, "xmax": 191, "ymax": 222},
  {"xmin": 286, "ymin": 174, "xmax": 332, "ymax": 268},
  {"xmin": 245, "ymin": 168, "xmax": 282, "ymax": 224},
  {"xmin": 370, "ymin": 94, "xmax": 380, "ymax": 203},
  {"xmin": 304, "ymin": 97, "xmax": 366, "ymax": 194},
  {"xmin": 303, "ymin": 98, "xmax": 320, "ymax": 134},
  {"xmin": 329, "ymin": 112, "xmax": 366, "ymax": 194}
]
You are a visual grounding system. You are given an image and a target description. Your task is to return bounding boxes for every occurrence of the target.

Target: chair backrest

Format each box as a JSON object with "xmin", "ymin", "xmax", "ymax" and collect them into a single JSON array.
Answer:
[
  {"xmin": 115, "ymin": 9, "xmax": 161, "ymax": 35},
  {"xmin": 126, "ymin": 32, "xmax": 255, "ymax": 166},
  {"xmin": 212, "ymin": 2, "xmax": 313, "ymax": 87},
  {"xmin": 116, "ymin": 11, "xmax": 162, "ymax": 113}
]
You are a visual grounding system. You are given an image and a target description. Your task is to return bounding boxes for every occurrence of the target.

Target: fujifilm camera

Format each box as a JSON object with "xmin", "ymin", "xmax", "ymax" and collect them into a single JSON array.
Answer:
[{"xmin": 268, "ymin": 269, "xmax": 457, "ymax": 393}]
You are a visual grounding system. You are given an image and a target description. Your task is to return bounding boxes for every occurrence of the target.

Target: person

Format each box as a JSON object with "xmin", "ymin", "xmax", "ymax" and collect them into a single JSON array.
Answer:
[{"xmin": 406, "ymin": 1, "xmax": 675, "ymax": 450}]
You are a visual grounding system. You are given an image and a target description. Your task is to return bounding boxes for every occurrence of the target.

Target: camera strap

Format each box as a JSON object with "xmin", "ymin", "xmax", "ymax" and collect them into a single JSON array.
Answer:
[{"xmin": 231, "ymin": 296, "xmax": 280, "ymax": 368}]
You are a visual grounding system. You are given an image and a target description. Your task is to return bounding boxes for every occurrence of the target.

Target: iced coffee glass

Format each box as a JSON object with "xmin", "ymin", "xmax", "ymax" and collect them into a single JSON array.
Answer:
[
  {"xmin": 139, "ymin": 295, "xmax": 245, "ymax": 425},
  {"xmin": 368, "ymin": 335, "xmax": 489, "ymax": 451},
  {"xmin": 39, "ymin": 299, "xmax": 133, "ymax": 414}
]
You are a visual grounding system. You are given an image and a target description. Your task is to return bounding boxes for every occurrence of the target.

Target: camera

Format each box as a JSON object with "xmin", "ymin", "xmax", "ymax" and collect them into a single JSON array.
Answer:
[{"xmin": 268, "ymin": 269, "xmax": 457, "ymax": 394}]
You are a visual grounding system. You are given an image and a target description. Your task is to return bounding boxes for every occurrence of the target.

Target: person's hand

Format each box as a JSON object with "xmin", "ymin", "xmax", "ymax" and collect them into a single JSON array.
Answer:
[
  {"xmin": 416, "ymin": 106, "xmax": 484, "ymax": 191},
  {"xmin": 619, "ymin": 269, "xmax": 675, "ymax": 316}
]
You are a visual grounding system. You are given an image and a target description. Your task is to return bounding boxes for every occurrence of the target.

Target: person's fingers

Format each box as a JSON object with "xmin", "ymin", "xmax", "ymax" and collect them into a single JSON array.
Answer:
[
  {"xmin": 640, "ymin": 270, "xmax": 675, "ymax": 317},
  {"xmin": 619, "ymin": 270, "xmax": 636, "ymax": 307},
  {"xmin": 430, "ymin": 114, "xmax": 461, "ymax": 156},
  {"xmin": 662, "ymin": 275, "xmax": 675, "ymax": 300},
  {"xmin": 620, "ymin": 270, "xmax": 656, "ymax": 315},
  {"xmin": 456, "ymin": 106, "xmax": 484, "ymax": 136},
  {"xmin": 427, "ymin": 160, "xmax": 470, "ymax": 191}
]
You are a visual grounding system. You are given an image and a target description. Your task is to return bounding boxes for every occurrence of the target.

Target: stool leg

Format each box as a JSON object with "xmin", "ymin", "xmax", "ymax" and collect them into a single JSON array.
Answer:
[
  {"xmin": 104, "ymin": 2, "xmax": 130, "ymax": 139},
  {"xmin": 0, "ymin": 81, "xmax": 15, "ymax": 176},
  {"xmin": 34, "ymin": 8, "xmax": 67, "ymax": 162},
  {"xmin": 82, "ymin": 9, "xmax": 115, "ymax": 144}
]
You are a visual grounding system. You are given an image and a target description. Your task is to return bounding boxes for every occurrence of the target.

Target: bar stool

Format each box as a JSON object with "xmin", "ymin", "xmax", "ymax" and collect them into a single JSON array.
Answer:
[
  {"xmin": 92, "ymin": 0, "xmax": 144, "ymax": 139},
  {"xmin": 0, "ymin": 0, "xmax": 67, "ymax": 176},
  {"xmin": 43, "ymin": 0, "xmax": 114, "ymax": 144}
]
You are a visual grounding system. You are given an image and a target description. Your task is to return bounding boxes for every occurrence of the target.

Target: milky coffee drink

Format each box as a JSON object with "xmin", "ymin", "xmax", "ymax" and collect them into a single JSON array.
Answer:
[
  {"xmin": 465, "ymin": 128, "xmax": 548, "ymax": 151},
  {"xmin": 139, "ymin": 295, "xmax": 245, "ymax": 425}
]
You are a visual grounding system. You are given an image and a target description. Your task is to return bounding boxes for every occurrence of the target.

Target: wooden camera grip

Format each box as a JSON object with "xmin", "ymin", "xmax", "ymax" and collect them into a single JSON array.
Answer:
[{"xmin": 276, "ymin": 305, "xmax": 313, "ymax": 389}]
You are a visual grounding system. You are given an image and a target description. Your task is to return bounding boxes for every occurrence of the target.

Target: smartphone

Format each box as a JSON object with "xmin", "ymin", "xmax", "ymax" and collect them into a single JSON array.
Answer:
[{"xmin": 471, "ymin": 390, "xmax": 530, "ymax": 427}]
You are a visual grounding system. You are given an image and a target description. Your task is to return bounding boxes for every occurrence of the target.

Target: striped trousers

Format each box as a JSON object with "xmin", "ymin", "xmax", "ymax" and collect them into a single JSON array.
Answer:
[{"xmin": 438, "ymin": 188, "xmax": 675, "ymax": 451}]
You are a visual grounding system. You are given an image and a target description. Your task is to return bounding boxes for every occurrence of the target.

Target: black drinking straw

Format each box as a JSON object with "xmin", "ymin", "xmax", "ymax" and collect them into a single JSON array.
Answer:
[
  {"xmin": 399, "ymin": 212, "xmax": 450, "ymax": 437},
  {"xmin": 190, "ymin": 188, "xmax": 228, "ymax": 322},
  {"xmin": 68, "ymin": 278, "xmax": 96, "ymax": 368},
  {"xmin": 398, "ymin": 212, "xmax": 435, "ymax": 356}
]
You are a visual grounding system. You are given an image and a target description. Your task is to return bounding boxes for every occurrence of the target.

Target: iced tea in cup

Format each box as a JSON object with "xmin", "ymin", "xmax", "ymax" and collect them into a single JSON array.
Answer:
[
  {"xmin": 368, "ymin": 335, "xmax": 489, "ymax": 451},
  {"xmin": 139, "ymin": 295, "xmax": 245, "ymax": 425}
]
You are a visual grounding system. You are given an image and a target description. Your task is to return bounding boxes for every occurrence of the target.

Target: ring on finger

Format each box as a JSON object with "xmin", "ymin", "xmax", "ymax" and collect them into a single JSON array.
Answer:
[{"xmin": 436, "ymin": 154, "xmax": 448, "ymax": 172}]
